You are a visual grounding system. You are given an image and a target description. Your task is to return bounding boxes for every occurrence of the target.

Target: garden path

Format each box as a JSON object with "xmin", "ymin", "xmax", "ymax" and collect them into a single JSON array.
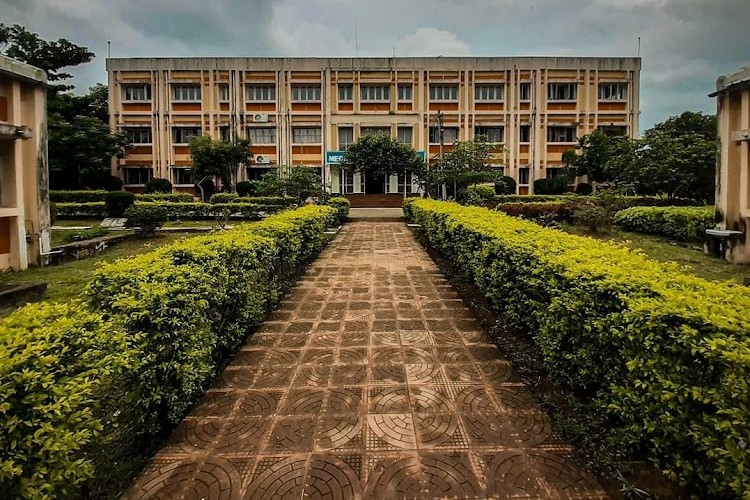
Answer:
[{"xmin": 123, "ymin": 222, "xmax": 606, "ymax": 499}]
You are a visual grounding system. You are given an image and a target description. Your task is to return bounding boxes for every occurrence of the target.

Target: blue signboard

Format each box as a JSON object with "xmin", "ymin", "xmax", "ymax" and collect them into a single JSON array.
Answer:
[{"xmin": 326, "ymin": 150, "xmax": 426, "ymax": 165}]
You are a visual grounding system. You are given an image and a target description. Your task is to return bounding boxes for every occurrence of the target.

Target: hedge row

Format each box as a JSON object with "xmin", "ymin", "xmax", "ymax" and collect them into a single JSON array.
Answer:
[
  {"xmin": 490, "ymin": 194, "xmax": 703, "ymax": 208},
  {"xmin": 496, "ymin": 200, "xmax": 577, "ymax": 223},
  {"xmin": 406, "ymin": 199, "xmax": 750, "ymax": 498},
  {"xmin": 136, "ymin": 193, "xmax": 194, "ymax": 203},
  {"xmin": 326, "ymin": 197, "xmax": 351, "ymax": 225},
  {"xmin": 0, "ymin": 205, "xmax": 337, "ymax": 498},
  {"xmin": 54, "ymin": 202, "xmax": 286, "ymax": 220},
  {"xmin": 208, "ymin": 193, "xmax": 296, "ymax": 206},
  {"xmin": 50, "ymin": 191, "xmax": 192, "ymax": 203},
  {"xmin": 613, "ymin": 206, "xmax": 715, "ymax": 243}
]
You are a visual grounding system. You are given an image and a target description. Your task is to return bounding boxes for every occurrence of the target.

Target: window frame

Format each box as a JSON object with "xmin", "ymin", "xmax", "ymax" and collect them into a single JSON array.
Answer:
[
  {"xmin": 122, "ymin": 84, "xmax": 151, "ymax": 102},
  {"xmin": 429, "ymin": 126, "xmax": 459, "ymax": 144},
  {"xmin": 218, "ymin": 84, "xmax": 230, "ymax": 102},
  {"xmin": 245, "ymin": 84, "xmax": 276, "ymax": 102},
  {"xmin": 519, "ymin": 125, "xmax": 531, "ymax": 143},
  {"xmin": 246, "ymin": 127, "xmax": 277, "ymax": 145},
  {"xmin": 172, "ymin": 126, "xmax": 202, "ymax": 144},
  {"xmin": 171, "ymin": 167, "xmax": 194, "ymax": 186},
  {"xmin": 518, "ymin": 167, "xmax": 530, "ymax": 185},
  {"xmin": 123, "ymin": 127, "xmax": 152, "ymax": 145},
  {"xmin": 338, "ymin": 127, "xmax": 354, "ymax": 150},
  {"xmin": 547, "ymin": 82, "xmax": 578, "ymax": 102},
  {"xmin": 122, "ymin": 167, "xmax": 154, "ymax": 186},
  {"xmin": 291, "ymin": 85, "xmax": 322, "ymax": 102},
  {"xmin": 519, "ymin": 82, "xmax": 531, "ymax": 101},
  {"xmin": 171, "ymin": 84, "xmax": 202, "ymax": 102},
  {"xmin": 338, "ymin": 84, "xmax": 353, "ymax": 102},
  {"xmin": 397, "ymin": 126, "xmax": 413, "ymax": 145},
  {"xmin": 360, "ymin": 84, "xmax": 391, "ymax": 102},
  {"xmin": 598, "ymin": 82, "xmax": 627, "ymax": 101},
  {"xmin": 429, "ymin": 84, "xmax": 459, "ymax": 101},
  {"xmin": 397, "ymin": 84, "xmax": 413, "ymax": 101},
  {"xmin": 546, "ymin": 126, "xmax": 577, "ymax": 143},
  {"xmin": 474, "ymin": 125, "xmax": 504, "ymax": 144},
  {"xmin": 292, "ymin": 126, "xmax": 322, "ymax": 144},
  {"xmin": 474, "ymin": 84, "xmax": 504, "ymax": 102}
]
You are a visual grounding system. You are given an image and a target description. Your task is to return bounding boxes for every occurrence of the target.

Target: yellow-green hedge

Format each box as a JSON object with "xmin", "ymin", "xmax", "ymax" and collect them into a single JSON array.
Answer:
[
  {"xmin": 407, "ymin": 199, "xmax": 750, "ymax": 498},
  {"xmin": 614, "ymin": 206, "xmax": 715, "ymax": 242},
  {"xmin": 0, "ymin": 205, "xmax": 336, "ymax": 499}
]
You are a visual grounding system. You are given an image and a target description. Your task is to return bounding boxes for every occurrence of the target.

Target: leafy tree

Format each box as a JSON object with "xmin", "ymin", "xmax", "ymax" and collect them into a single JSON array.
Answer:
[
  {"xmin": 256, "ymin": 166, "xmax": 325, "ymax": 204},
  {"xmin": 189, "ymin": 136, "xmax": 252, "ymax": 199},
  {"xmin": 428, "ymin": 136, "xmax": 500, "ymax": 199},
  {"xmin": 144, "ymin": 178, "xmax": 173, "ymax": 194},
  {"xmin": 573, "ymin": 130, "xmax": 616, "ymax": 183}
]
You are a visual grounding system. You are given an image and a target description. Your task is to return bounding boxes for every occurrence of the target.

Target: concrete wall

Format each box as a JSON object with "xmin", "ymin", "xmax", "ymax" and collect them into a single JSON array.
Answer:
[{"xmin": 0, "ymin": 55, "xmax": 49, "ymax": 271}]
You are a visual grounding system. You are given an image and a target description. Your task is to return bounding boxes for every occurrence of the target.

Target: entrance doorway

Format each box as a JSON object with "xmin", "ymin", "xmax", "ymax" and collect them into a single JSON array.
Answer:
[{"xmin": 364, "ymin": 171, "xmax": 386, "ymax": 194}]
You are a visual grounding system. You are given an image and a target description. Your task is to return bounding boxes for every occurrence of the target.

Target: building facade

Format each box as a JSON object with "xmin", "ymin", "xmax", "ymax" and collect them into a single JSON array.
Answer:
[
  {"xmin": 712, "ymin": 65, "xmax": 750, "ymax": 263},
  {"xmin": 0, "ymin": 55, "xmax": 50, "ymax": 271},
  {"xmin": 107, "ymin": 56, "xmax": 640, "ymax": 196}
]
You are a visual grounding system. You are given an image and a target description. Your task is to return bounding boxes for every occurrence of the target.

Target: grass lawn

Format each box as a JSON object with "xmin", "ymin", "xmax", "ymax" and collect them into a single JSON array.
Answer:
[
  {"xmin": 565, "ymin": 225, "xmax": 750, "ymax": 284},
  {"xmin": 0, "ymin": 232, "xmax": 196, "ymax": 313}
]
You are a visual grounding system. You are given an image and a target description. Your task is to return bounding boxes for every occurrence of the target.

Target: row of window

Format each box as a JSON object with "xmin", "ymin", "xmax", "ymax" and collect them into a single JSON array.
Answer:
[
  {"xmin": 124, "ymin": 124, "xmax": 626, "ymax": 146},
  {"xmin": 122, "ymin": 82, "xmax": 628, "ymax": 103}
]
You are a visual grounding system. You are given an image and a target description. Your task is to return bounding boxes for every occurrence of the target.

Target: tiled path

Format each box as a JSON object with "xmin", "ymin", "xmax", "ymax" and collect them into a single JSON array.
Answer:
[{"xmin": 124, "ymin": 222, "xmax": 607, "ymax": 499}]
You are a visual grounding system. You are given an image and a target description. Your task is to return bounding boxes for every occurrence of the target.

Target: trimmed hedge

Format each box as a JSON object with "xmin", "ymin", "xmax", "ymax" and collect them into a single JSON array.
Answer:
[
  {"xmin": 209, "ymin": 192, "xmax": 239, "ymax": 204},
  {"xmin": 407, "ymin": 199, "xmax": 750, "ymax": 498},
  {"xmin": 490, "ymin": 194, "xmax": 704, "ymax": 208},
  {"xmin": 136, "ymin": 193, "xmax": 194, "ymax": 203},
  {"xmin": 614, "ymin": 206, "xmax": 715, "ymax": 243},
  {"xmin": 326, "ymin": 197, "xmax": 351, "ymax": 225},
  {"xmin": 49, "ymin": 190, "xmax": 108, "ymax": 203},
  {"xmin": 0, "ymin": 206, "xmax": 337, "ymax": 498},
  {"xmin": 55, "ymin": 202, "xmax": 107, "ymax": 219},
  {"xmin": 54, "ymin": 202, "xmax": 286, "ymax": 220},
  {"xmin": 496, "ymin": 200, "xmax": 576, "ymax": 223},
  {"xmin": 209, "ymin": 193, "xmax": 296, "ymax": 207}
]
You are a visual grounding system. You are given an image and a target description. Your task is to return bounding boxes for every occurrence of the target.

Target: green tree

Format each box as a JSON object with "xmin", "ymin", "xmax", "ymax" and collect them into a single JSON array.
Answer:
[
  {"xmin": 189, "ymin": 136, "xmax": 252, "ymax": 199},
  {"xmin": 573, "ymin": 130, "xmax": 616, "ymax": 183},
  {"xmin": 428, "ymin": 136, "xmax": 500, "ymax": 199},
  {"xmin": 256, "ymin": 166, "xmax": 325, "ymax": 204}
]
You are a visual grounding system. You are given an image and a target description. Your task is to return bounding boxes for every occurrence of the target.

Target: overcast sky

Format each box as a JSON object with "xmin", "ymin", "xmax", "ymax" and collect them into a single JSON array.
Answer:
[{"xmin": 2, "ymin": 0, "xmax": 747, "ymax": 129}]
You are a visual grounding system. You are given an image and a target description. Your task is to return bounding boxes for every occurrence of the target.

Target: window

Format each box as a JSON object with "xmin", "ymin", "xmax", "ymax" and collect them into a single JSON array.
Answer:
[
  {"xmin": 340, "ymin": 169, "xmax": 355, "ymax": 194},
  {"xmin": 122, "ymin": 84, "xmax": 151, "ymax": 102},
  {"xmin": 546, "ymin": 167, "xmax": 565, "ymax": 179},
  {"xmin": 172, "ymin": 167, "xmax": 193, "ymax": 185},
  {"xmin": 547, "ymin": 83, "xmax": 577, "ymax": 101},
  {"xmin": 598, "ymin": 83, "xmax": 626, "ymax": 101},
  {"xmin": 219, "ymin": 126, "xmax": 231, "ymax": 142},
  {"xmin": 519, "ymin": 83, "xmax": 531, "ymax": 101},
  {"xmin": 475, "ymin": 84, "xmax": 504, "ymax": 101},
  {"xmin": 398, "ymin": 84, "xmax": 412, "ymax": 101},
  {"xmin": 246, "ymin": 85, "xmax": 275, "ymax": 101},
  {"xmin": 475, "ymin": 126, "xmax": 504, "ymax": 143},
  {"xmin": 361, "ymin": 127, "xmax": 389, "ymax": 137},
  {"xmin": 397, "ymin": 172, "xmax": 414, "ymax": 194},
  {"xmin": 518, "ymin": 167, "xmax": 530, "ymax": 185},
  {"xmin": 292, "ymin": 127, "xmax": 321, "ymax": 144},
  {"xmin": 338, "ymin": 84, "xmax": 353, "ymax": 101},
  {"xmin": 597, "ymin": 125, "xmax": 628, "ymax": 137},
  {"xmin": 429, "ymin": 84, "xmax": 458, "ymax": 101},
  {"xmin": 123, "ymin": 167, "xmax": 153, "ymax": 185},
  {"xmin": 171, "ymin": 84, "xmax": 201, "ymax": 102},
  {"xmin": 123, "ymin": 127, "xmax": 152, "ymax": 144},
  {"xmin": 429, "ymin": 126, "xmax": 458, "ymax": 143},
  {"xmin": 397, "ymin": 126, "xmax": 413, "ymax": 145},
  {"xmin": 520, "ymin": 125, "xmax": 531, "ymax": 143},
  {"xmin": 338, "ymin": 127, "xmax": 353, "ymax": 150},
  {"xmin": 247, "ymin": 167, "xmax": 275, "ymax": 181},
  {"xmin": 172, "ymin": 127, "xmax": 201, "ymax": 144},
  {"xmin": 247, "ymin": 127, "xmax": 276, "ymax": 144},
  {"xmin": 291, "ymin": 85, "xmax": 321, "ymax": 101},
  {"xmin": 360, "ymin": 85, "xmax": 390, "ymax": 101},
  {"xmin": 218, "ymin": 84, "xmax": 230, "ymax": 102},
  {"xmin": 547, "ymin": 126, "xmax": 577, "ymax": 143}
]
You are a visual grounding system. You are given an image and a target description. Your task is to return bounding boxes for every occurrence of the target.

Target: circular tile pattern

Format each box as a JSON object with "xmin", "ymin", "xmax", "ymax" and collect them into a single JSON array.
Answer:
[
  {"xmin": 316, "ymin": 413, "xmax": 364, "ymax": 451},
  {"xmin": 413, "ymin": 413, "xmax": 460, "ymax": 447},
  {"xmin": 237, "ymin": 392, "xmax": 278, "ymax": 417},
  {"xmin": 364, "ymin": 455, "xmax": 423, "ymax": 498},
  {"xmin": 178, "ymin": 418, "xmax": 269, "ymax": 452},
  {"xmin": 303, "ymin": 455, "xmax": 363, "ymax": 499},
  {"xmin": 127, "ymin": 457, "xmax": 241, "ymax": 500},
  {"xmin": 369, "ymin": 386, "xmax": 411, "ymax": 413},
  {"xmin": 462, "ymin": 409, "xmax": 552, "ymax": 447},
  {"xmin": 455, "ymin": 386, "xmax": 500, "ymax": 419},
  {"xmin": 420, "ymin": 453, "xmax": 483, "ymax": 497},
  {"xmin": 405, "ymin": 363, "xmax": 444, "ymax": 384},
  {"xmin": 409, "ymin": 387, "xmax": 453, "ymax": 413},
  {"xmin": 367, "ymin": 414, "xmax": 415, "ymax": 449},
  {"xmin": 325, "ymin": 388, "xmax": 364, "ymax": 414},
  {"xmin": 243, "ymin": 456, "xmax": 307, "ymax": 500}
]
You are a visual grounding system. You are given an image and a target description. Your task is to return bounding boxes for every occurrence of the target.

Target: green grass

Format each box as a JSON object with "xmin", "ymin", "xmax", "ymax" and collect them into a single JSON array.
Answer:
[
  {"xmin": 565, "ymin": 225, "xmax": 750, "ymax": 284},
  {"xmin": 0, "ymin": 232, "xmax": 196, "ymax": 312}
]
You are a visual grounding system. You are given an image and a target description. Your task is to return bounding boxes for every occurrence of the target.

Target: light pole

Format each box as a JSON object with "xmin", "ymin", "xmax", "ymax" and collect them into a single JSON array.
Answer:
[{"xmin": 430, "ymin": 111, "xmax": 445, "ymax": 199}]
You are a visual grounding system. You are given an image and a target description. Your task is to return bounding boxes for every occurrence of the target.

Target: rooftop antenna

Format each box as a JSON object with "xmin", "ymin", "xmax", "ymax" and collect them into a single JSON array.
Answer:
[
  {"xmin": 107, "ymin": 40, "xmax": 111, "ymax": 58},
  {"xmin": 354, "ymin": 19, "xmax": 359, "ymax": 57},
  {"xmin": 637, "ymin": 36, "xmax": 641, "ymax": 58}
]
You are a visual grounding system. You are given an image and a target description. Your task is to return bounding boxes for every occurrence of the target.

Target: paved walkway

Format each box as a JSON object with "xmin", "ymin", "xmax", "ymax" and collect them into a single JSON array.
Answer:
[{"xmin": 124, "ymin": 222, "xmax": 606, "ymax": 499}]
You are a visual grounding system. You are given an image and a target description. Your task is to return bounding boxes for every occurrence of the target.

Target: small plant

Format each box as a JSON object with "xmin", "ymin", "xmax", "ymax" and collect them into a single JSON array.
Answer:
[
  {"xmin": 463, "ymin": 184, "xmax": 495, "ymax": 206},
  {"xmin": 573, "ymin": 203, "xmax": 612, "ymax": 232},
  {"xmin": 209, "ymin": 192, "xmax": 240, "ymax": 204},
  {"xmin": 124, "ymin": 205, "xmax": 167, "ymax": 236},
  {"xmin": 495, "ymin": 176, "xmax": 517, "ymax": 195},
  {"xmin": 236, "ymin": 181, "xmax": 258, "ymax": 197},
  {"xmin": 103, "ymin": 191, "xmax": 135, "ymax": 217},
  {"xmin": 144, "ymin": 178, "xmax": 173, "ymax": 194},
  {"xmin": 63, "ymin": 227, "xmax": 110, "ymax": 243},
  {"xmin": 214, "ymin": 207, "xmax": 232, "ymax": 229}
]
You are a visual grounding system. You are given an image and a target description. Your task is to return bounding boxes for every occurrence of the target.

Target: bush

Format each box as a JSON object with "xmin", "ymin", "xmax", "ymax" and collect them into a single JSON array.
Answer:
[
  {"xmin": 134, "ymin": 202, "xmax": 281, "ymax": 220},
  {"xmin": 494, "ymin": 176, "xmax": 517, "ymax": 195},
  {"xmin": 243, "ymin": 196, "xmax": 296, "ymax": 207},
  {"xmin": 104, "ymin": 191, "xmax": 136, "ymax": 217},
  {"xmin": 407, "ymin": 199, "xmax": 750, "ymax": 498},
  {"xmin": 493, "ymin": 194, "xmax": 577, "ymax": 204},
  {"xmin": 102, "ymin": 175, "xmax": 124, "ymax": 192},
  {"xmin": 63, "ymin": 227, "xmax": 110, "ymax": 243},
  {"xmin": 534, "ymin": 176, "xmax": 571, "ymax": 195},
  {"xmin": 209, "ymin": 192, "xmax": 239, "ymax": 204},
  {"xmin": 124, "ymin": 205, "xmax": 168, "ymax": 236},
  {"xmin": 575, "ymin": 183, "xmax": 593, "ymax": 195},
  {"xmin": 463, "ymin": 184, "xmax": 495, "ymax": 206},
  {"xmin": 573, "ymin": 203, "xmax": 613, "ymax": 232},
  {"xmin": 236, "ymin": 180, "xmax": 258, "ymax": 197},
  {"xmin": 136, "ymin": 193, "xmax": 194, "ymax": 203},
  {"xmin": 613, "ymin": 206, "xmax": 715, "ymax": 243},
  {"xmin": 50, "ymin": 190, "xmax": 107, "ymax": 203},
  {"xmin": 497, "ymin": 201, "xmax": 576, "ymax": 224},
  {"xmin": 144, "ymin": 178, "xmax": 172, "ymax": 194},
  {"xmin": 326, "ymin": 197, "xmax": 351, "ymax": 225},
  {"xmin": 0, "ymin": 206, "xmax": 337, "ymax": 498},
  {"xmin": 55, "ymin": 202, "xmax": 107, "ymax": 219}
]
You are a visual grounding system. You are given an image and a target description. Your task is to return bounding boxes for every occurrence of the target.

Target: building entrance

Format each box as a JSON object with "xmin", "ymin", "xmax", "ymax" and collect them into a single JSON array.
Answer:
[{"xmin": 364, "ymin": 171, "xmax": 386, "ymax": 194}]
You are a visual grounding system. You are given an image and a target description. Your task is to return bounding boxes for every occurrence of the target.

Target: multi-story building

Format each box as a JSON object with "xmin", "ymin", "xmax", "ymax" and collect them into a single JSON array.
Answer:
[
  {"xmin": 711, "ymin": 65, "xmax": 750, "ymax": 263},
  {"xmin": 107, "ymin": 56, "xmax": 640, "ymax": 200},
  {"xmin": 0, "ymin": 55, "xmax": 50, "ymax": 271}
]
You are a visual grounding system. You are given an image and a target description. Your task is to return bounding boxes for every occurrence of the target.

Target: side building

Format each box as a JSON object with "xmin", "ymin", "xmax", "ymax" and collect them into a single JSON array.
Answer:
[
  {"xmin": 0, "ymin": 55, "xmax": 50, "ymax": 271},
  {"xmin": 106, "ymin": 56, "xmax": 640, "ymax": 201},
  {"xmin": 712, "ymin": 65, "xmax": 750, "ymax": 263}
]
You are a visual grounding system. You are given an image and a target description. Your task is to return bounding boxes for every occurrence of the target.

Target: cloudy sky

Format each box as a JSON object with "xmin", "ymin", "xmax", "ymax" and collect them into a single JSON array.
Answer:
[{"xmin": 2, "ymin": 0, "xmax": 747, "ymax": 129}]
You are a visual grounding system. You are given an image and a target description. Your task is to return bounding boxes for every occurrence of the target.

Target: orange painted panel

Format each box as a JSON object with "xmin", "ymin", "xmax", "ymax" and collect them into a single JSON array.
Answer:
[
  {"xmin": 175, "ymin": 186, "xmax": 197, "ymax": 195},
  {"xmin": 0, "ymin": 96, "xmax": 7, "ymax": 122},
  {"xmin": 360, "ymin": 103, "xmax": 390, "ymax": 112},
  {"xmin": 123, "ymin": 102, "xmax": 152, "ymax": 112},
  {"xmin": 338, "ymin": 103, "xmax": 354, "ymax": 111},
  {"xmin": 252, "ymin": 145, "xmax": 276, "ymax": 155},
  {"xmin": 246, "ymin": 103, "xmax": 276, "ymax": 112},
  {"xmin": 0, "ymin": 217, "xmax": 11, "ymax": 254},
  {"xmin": 292, "ymin": 145, "xmax": 322, "ymax": 155},
  {"xmin": 429, "ymin": 103, "xmax": 459, "ymax": 111},
  {"xmin": 519, "ymin": 145, "xmax": 530, "ymax": 154},
  {"xmin": 519, "ymin": 71, "xmax": 531, "ymax": 79},
  {"xmin": 174, "ymin": 146, "xmax": 190, "ymax": 155},
  {"xmin": 123, "ymin": 159, "xmax": 152, "ymax": 166},
  {"xmin": 220, "ymin": 103, "xmax": 230, "ymax": 112},
  {"xmin": 172, "ymin": 103, "xmax": 202, "ymax": 112},
  {"xmin": 428, "ymin": 144, "xmax": 455, "ymax": 155},
  {"xmin": 547, "ymin": 145, "xmax": 574, "ymax": 153},
  {"xmin": 474, "ymin": 103, "xmax": 505, "ymax": 111},
  {"xmin": 547, "ymin": 103, "xmax": 577, "ymax": 111},
  {"xmin": 174, "ymin": 159, "xmax": 192, "ymax": 166},
  {"xmin": 397, "ymin": 103, "xmax": 412, "ymax": 111},
  {"xmin": 519, "ymin": 186, "xmax": 529, "ymax": 195},
  {"xmin": 598, "ymin": 102, "xmax": 627, "ymax": 111},
  {"xmin": 126, "ymin": 145, "xmax": 153, "ymax": 155},
  {"xmin": 291, "ymin": 103, "xmax": 322, "ymax": 112},
  {"xmin": 599, "ymin": 114, "xmax": 628, "ymax": 122},
  {"xmin": 519, "ymin": 103, "xmax": 530, "ymax": 111}
]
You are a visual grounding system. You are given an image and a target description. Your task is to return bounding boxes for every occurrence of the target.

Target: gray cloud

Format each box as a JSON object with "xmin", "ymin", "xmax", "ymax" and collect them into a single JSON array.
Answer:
[{"xmin": 0, "ymin": 0, "xmax": 746, "ymax": 129}]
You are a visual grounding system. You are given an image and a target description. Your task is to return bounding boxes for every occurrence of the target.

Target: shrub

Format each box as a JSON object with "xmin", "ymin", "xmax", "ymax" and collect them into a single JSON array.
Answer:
[
  {"xmin": 63, "ymin": 227, "xmax": 110, "ymax": 243},
  {"xmin": 124, "ymin": 205, "xmax": 168, "ymax": 237},
  {"xmin": 136, "ymin": 193, "xmax": 194, "ymax": 203},
  {"xmin": 55, "ymin": 202, "xmax": 107, "ymax": 219},
  {"xmin": 575, "ymin": 183, "xmax": 593, "ymax": 195},
  {"xmin": 613, "ymin": 206, "xmax": 715, "ymax": 243},
  {"xmin": 104, "ymin": 191, "xmax": 136, "ymax": 217},
  {"xmin": 497, "ymin": 201, "xmax": 576, "ymax": 224},
  {"xmin": 133, "ymin": 202, "xmax": 281, "ymax": 220},
  {"xmin": 573, "ymin": 203, "xmax": 613, "ymax": 232},
  {"xmin": 326, "ymin": 197, "xmax": 351, "ymax": 225},
  {"xmin": 144, "ymin": 178, "xmax": 173, "ymax": 194},
  {"xmin": 242, "ymin": 196, "xmax": 296, "ymax": 207},
  {"xmin": 494, "ymin": 176, "xmax": 517, "ymax": 195},
  {"xmin": 463, "ymin": 184, "xmax": 495, "ymax": 206},
  {"xmin": 50, "ymin": 190, "xmax": 107, "ymax": 203},
  {"xmin": 534, "ymin": 175, "xmax": 571, "ymax": 195},
  {"xmin": 209, "ymin": 192, "xmax": 239, "ymax": 204},
  {"xmin": 493, "ymin": 194, "xmax": 577, "ymax": 204},
  {"xmin": 407, "ymin": 199, "xmax": 750, "ymax": 498},
  {"xmin": 236, "ymin": 180, "xmax": 258, "ymax": 197},
  {"xmin": 102, "ymin": 175, "xmax": 124, "ymax": 192}
]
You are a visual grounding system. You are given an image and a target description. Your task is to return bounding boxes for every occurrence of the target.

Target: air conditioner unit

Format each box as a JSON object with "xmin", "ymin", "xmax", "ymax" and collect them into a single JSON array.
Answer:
[
  {"xmin": 253, "ymin": 113, "xmax": 268, "ymax": 123},
  {"xmin": 255, "ymin": 155, "xmax": 270, "ymax": 164}
]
